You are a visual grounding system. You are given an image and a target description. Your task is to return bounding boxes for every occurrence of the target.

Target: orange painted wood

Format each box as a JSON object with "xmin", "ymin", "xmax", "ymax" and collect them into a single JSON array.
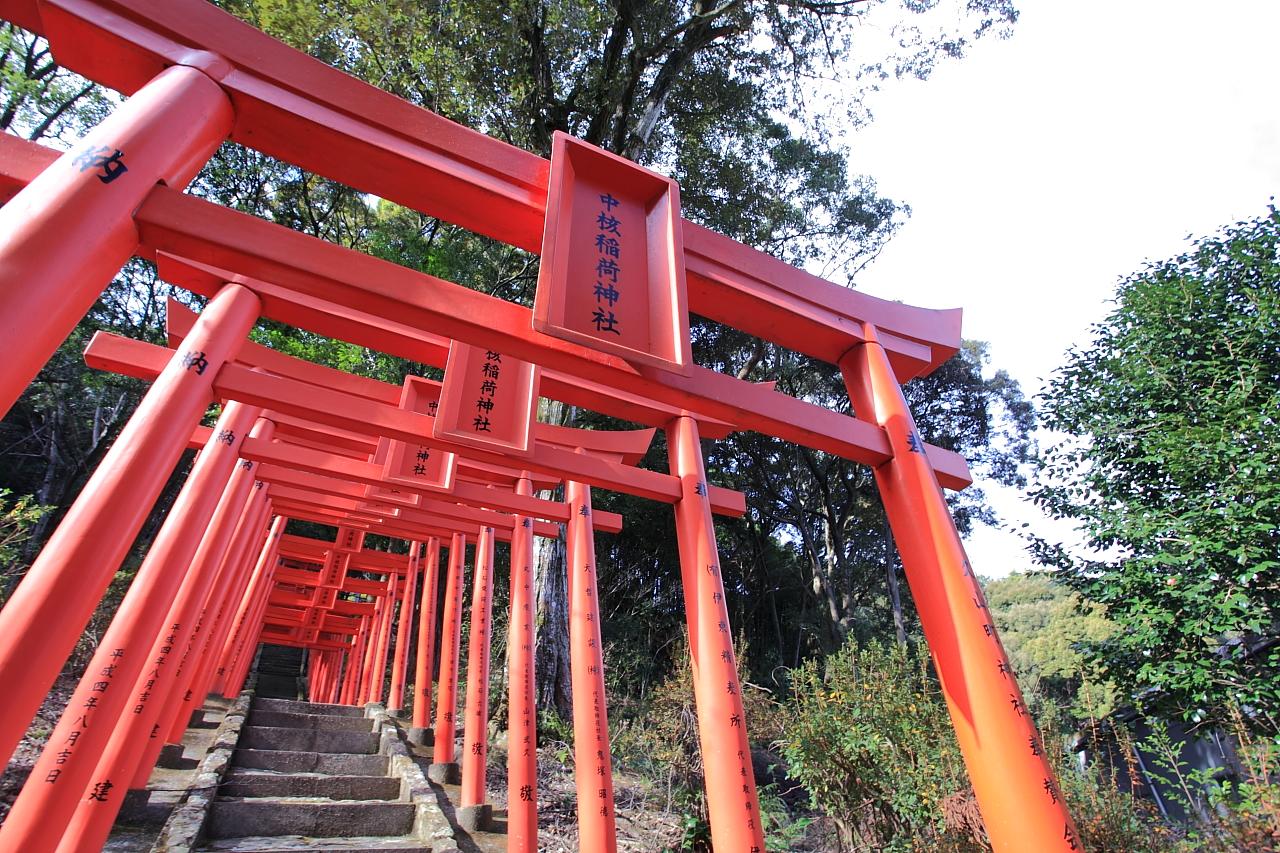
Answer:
[
  {"xmin": 506, "ymin": 476, "xmax": 537, "ymax": 852},
  {"xmin": 412, "ymin": 538, "xmax": 442, "ymax": 730},
  {"xmin": 432, "ymin": 534, "xmax": 467, "ymax": 766},
  {"xmin": 667, "ymin": 416, "xmax": 765, "ymax": 852},
  {"xmin": 841, "ymin": 327, "xmax": 1082, "ymax": 852},
  {"xmin": 0, "ymin": 63, "xmax": 231, "ymax": 420},
  {"xmin": 435, "ymin": 343, "xmax": 539, "ymax": 456},
  {"xmin": 0, "ymin": 403, "xmax": 262, "ymax": 851},
  {"xmin": 565, "ymin": 481, "xmax": 618, "ymax": 852},
  {"xmin": 22, "ymin": 0, "xmax": 947, "ymax": 373},
  {"xmin": 535, "ymin": 133, "xmax": 690, "ymax": 375},
  {"xmin": 82, "ymin": 331, "xmax": 727, "ymax": 516},
  {"xmin": 460, "ymin": 526, "xmax": 495, "ymax": 807},
  {"xmin": 0, "ymin": 283, "xmax": 257, "ymax": 794},
  {"xmin": 387, "ymin": 542, "xmax": 419, "ymax": 712}
]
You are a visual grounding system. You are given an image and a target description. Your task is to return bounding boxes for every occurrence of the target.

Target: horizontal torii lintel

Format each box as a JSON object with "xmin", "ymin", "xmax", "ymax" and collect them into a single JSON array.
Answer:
[
  {"xmin": 0, "ymin": 132, "xmax": 970, "ymax": 489},
  {"xmin": 21, "ymin": 0, "xmax": 957, "ymax": 373}
]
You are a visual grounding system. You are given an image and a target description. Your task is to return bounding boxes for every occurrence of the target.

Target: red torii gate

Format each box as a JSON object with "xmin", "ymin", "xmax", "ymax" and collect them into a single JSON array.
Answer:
[
  {"xmin": 84, "ymin": 321, "xmax": 675, "ymax": 844},
  {"xmin": 0, "ymin": 0, "xmax": 1081, "ymax": 851}
]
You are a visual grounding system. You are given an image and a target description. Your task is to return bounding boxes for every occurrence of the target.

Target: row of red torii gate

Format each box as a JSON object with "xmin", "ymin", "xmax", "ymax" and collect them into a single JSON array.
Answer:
[{"xmin": 0, "ymin": 0, "xmax": 1081, "ymax": 850}]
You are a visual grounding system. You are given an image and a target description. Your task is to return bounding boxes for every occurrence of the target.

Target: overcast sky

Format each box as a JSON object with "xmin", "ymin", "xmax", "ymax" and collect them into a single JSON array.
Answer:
[{"xmin": 848, "ymin": 0, "xmax": 1280, "ymax": 576}]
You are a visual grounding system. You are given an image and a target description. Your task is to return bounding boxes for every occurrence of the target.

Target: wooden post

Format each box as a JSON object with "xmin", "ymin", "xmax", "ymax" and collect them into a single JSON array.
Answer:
[
  {"xmin": 507, "ymin": 475, "xmax": 538, "ymax": 851},
  {"xmin": 430, "ymin": 533, "xmax": 467, "ymax": 780},
  {"xmin": 0, "ymin": 64, "xmax": 232, "ymax": 419},
  {"xmin": 411, "ymin": 537, "xmax": 442, "ymax": 740},
  {"xmin": 388, "ymin": 543, "xmax": 420, "ymax": 712},
  {"xmin": 0, "ymin": 283, "xmax": 259, "ymax": 774},
  {"xmin": 566, "ymin": 480, "xmax": 618, "ymax": 852},
  {"xmin": 458, "ymin": 526, "xmax": 496, "ymax": 829},
  {"xmin": 667, "ymin": 415, "xmax": 765, "ymax": 853},
  {"xmin": 839, "ymin": 326, "xmax": 1082, "ymax": 852}
]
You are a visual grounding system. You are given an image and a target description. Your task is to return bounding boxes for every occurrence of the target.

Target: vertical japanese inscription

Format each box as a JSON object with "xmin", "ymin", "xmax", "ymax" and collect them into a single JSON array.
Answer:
[
  {"xmin": 473, "ymin": 352, "xmax": 501, "ymax": 433},
  {"xmin": 591, "ymin": 193, "xmax": 623, "ymax": 336}
]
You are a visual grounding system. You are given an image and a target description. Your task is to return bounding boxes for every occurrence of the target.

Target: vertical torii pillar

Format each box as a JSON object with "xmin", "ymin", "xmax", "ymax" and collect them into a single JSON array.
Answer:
[
  {"xmin": 667, "ymin": 416, "xmax": 766, "ymax": 853},
  {"xmin": 366, "ymin": 571, "xmax": 398, "ymax": 706},
  {"xmin": 458, "ymin": 526, "xmax": 496, "ymax": 832},
  {"xmin": 0, "ymin": 283, "xmax": 259, "ymax": 772},
  {"xmin": 410, "ymin": 537, "xmax": 443, "ymax": 745},
  {"xmin": 388, "ymin": 542, "xmax": 421, "ymax": 713},
  {"xmin": 342, "ymin": 615, "xmax": 372, "ymax": 706},
  {"xmin": 168, "ymin": 485, "xmax": 274, "ymax": 732},
  {"xmin": 214, "ymin": 517, "xmax": 287, "ymax": 696},
  {"xmin": 64, "ymin": 424, "xmax": 275, "ymax": 851},
  {"xmin": 359, "ymin": 582, "xmax": 389, "ymax": 704},
  {"xmin": 840, "ymin": 325, "xmax": 1081, "ymax": 852},
  {"xmin": 0, "ymin": 62, "xmax": 233, "ymax": 419},
  {"xmin": 429, "ymin": 533, "xmax": 467, "ymax": 783},
  {"xmin": 0, "ymin": 403, "xmax": 266, "ymax": 851},
  {"xmin": 566, "ymin": 480, "xmax": 618, "ymax": 852},
  {"xmin": 218, "ymin": 518, "xmax": 287, "ymax": 698},
  {"xmin": 507, "ymin": 475, "xmax": 538, "ymax": 852},
  {"xmin": 117, "ymin": 415, "xmax": 272, "ymax": 787}
]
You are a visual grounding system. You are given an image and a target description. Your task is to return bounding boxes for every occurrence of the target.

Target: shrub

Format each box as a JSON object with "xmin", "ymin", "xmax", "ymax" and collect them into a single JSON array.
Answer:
[{"xmin": 776, "ymin": 639, "xmax": 978, "ymax": 851}]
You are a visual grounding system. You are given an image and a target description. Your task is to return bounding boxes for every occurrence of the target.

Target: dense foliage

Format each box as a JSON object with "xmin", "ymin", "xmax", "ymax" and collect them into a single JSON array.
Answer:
[{"xmin": 1032, "ymin": 207, "xmax": 1280, "ymax": 735}]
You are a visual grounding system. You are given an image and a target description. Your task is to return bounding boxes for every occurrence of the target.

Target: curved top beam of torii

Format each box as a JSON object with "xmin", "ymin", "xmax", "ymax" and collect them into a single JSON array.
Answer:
[
  {"xmin": 0, "ymin": 0, "xmax": 974, "ymax": 490},
  {"xmin": 11, "ymin": 0, "xmax": 956, "ymax": 373}
]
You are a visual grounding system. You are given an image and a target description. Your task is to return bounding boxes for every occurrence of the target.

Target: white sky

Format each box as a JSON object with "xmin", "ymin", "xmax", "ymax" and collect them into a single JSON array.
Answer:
[{"xmin": 849, "ymin": 0, "xmax": 1280, "ymax": 576}]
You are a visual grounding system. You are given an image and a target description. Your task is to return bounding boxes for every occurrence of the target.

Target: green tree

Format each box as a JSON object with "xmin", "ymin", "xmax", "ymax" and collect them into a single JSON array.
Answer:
[
  {"xmin": 982, "ymin": 571, "xmax": 1117, "ymax": 723},
  {"xmin": 1032, "ymin": 206, "xmax": 1280, "ymax": 735}
]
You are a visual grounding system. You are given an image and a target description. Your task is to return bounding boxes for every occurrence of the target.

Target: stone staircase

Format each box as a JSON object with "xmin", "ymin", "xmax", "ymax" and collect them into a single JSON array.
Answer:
[
  {"xmin": 182, "ymin": 696, "xmax": 453, "ymax": 852},
  {"xmin": 252, "ymin": 644, "xmax": 305, "ymax": 700}
]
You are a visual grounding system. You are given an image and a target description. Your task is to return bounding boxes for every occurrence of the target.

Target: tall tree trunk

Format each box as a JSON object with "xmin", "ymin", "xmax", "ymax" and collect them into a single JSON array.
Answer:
[
  {"xmin": 885, "ymin": 520, "xmax": 907, "ymax": 647},
  {"xmin": 533, "ymin": 521, "xmax": 572, "ymax": 719},
  {"xmin": 532, "ymin": 400, "xmax": 573, "ymax": 720}
]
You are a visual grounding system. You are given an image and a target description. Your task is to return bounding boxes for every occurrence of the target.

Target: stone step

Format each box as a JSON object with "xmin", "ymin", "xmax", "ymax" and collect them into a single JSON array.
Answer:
[
  {"xmin": 239, "ymin": 725, "xmax": 379, "ymax": 754},
  {"xmin": 219, "ymin": 773, "xmax": 402, "ymax": 800},
  {"xmin": 206, "ymin": 800, "xmax": 416, "ymax": 840},
  {"xmin": 253, "ymin": 697, "xmax": 368, "ymax": 718},
  {"xmin": 248, "ymin": 709, "xmax": 375, "ymax": 732},
  {"xmin": 200, "ymin": 836, "xmax": 430, "ymax": 852},
  {"xmin": 232, "ymin": 748, "xmax": 390, "ymax": 776}
]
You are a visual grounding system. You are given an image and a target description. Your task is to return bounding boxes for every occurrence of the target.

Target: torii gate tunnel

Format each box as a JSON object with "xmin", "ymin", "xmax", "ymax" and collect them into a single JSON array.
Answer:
[{"xmin": 0, "ymin": 0, "xmax": 1081, "ymax": 850}]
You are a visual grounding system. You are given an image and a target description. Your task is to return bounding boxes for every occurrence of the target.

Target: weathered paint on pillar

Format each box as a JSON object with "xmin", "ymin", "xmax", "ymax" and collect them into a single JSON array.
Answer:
[
  {"xmin": 432, "ymin": 534, "xmax": 467, "ymax": 765},
  {"xmin": 507, "ymin": 475, "xmax": 537, "ymax": 852},
  {"xmin": 0, "ymin": 401, "xmax": 263, "ymax": 851},
  {"xmin": 460, "ymin": 526, "xmax": 495, "ymax": 808},
  {"xmin": 667, "ymin": 415, "xmax": 766, "ymax": 853},
  {"xmin": 389, "ymin": 543, "xmax": 420, "ymax": 712},
  {"xmin": 0, "ymin": 63, "xmax": 233, "ymax": 419},
  {"xmin": 412, "ymin": 537, "xmax": 442, "ymax": 728},
  {"xmin": 0, "ymin": 283, "xmax": 259, "ymax": 772},
  {"xmin": 839, "ymin": 326, "xmax": 1082, "ymax": 852},
  {"xmin": 566, "ymin": 480, "xmax": 618, "ymax": 853}
]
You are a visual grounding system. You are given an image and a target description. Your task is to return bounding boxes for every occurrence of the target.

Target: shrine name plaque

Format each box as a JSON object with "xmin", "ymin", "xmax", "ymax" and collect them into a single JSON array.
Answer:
[
  {"xmin": 433, "ymin": 341, "xmax": 540, "ymax": 457},
  {"xmin": 383, "ymin": 375, "xmax": 457, "ymax": 493},
  {"xmin": 534, "ymin": 131, "xmax": 692, "ymax": 375}
]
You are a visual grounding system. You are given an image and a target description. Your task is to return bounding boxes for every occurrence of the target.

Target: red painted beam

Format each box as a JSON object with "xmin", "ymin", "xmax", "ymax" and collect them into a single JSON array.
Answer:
[
  {"xmin": 25, "ymin": 0, "xmax": 950, "ymax": 374},
  {"xmin": 84, "ymin": 332, "xmax": 738, "ymax": 514}
]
